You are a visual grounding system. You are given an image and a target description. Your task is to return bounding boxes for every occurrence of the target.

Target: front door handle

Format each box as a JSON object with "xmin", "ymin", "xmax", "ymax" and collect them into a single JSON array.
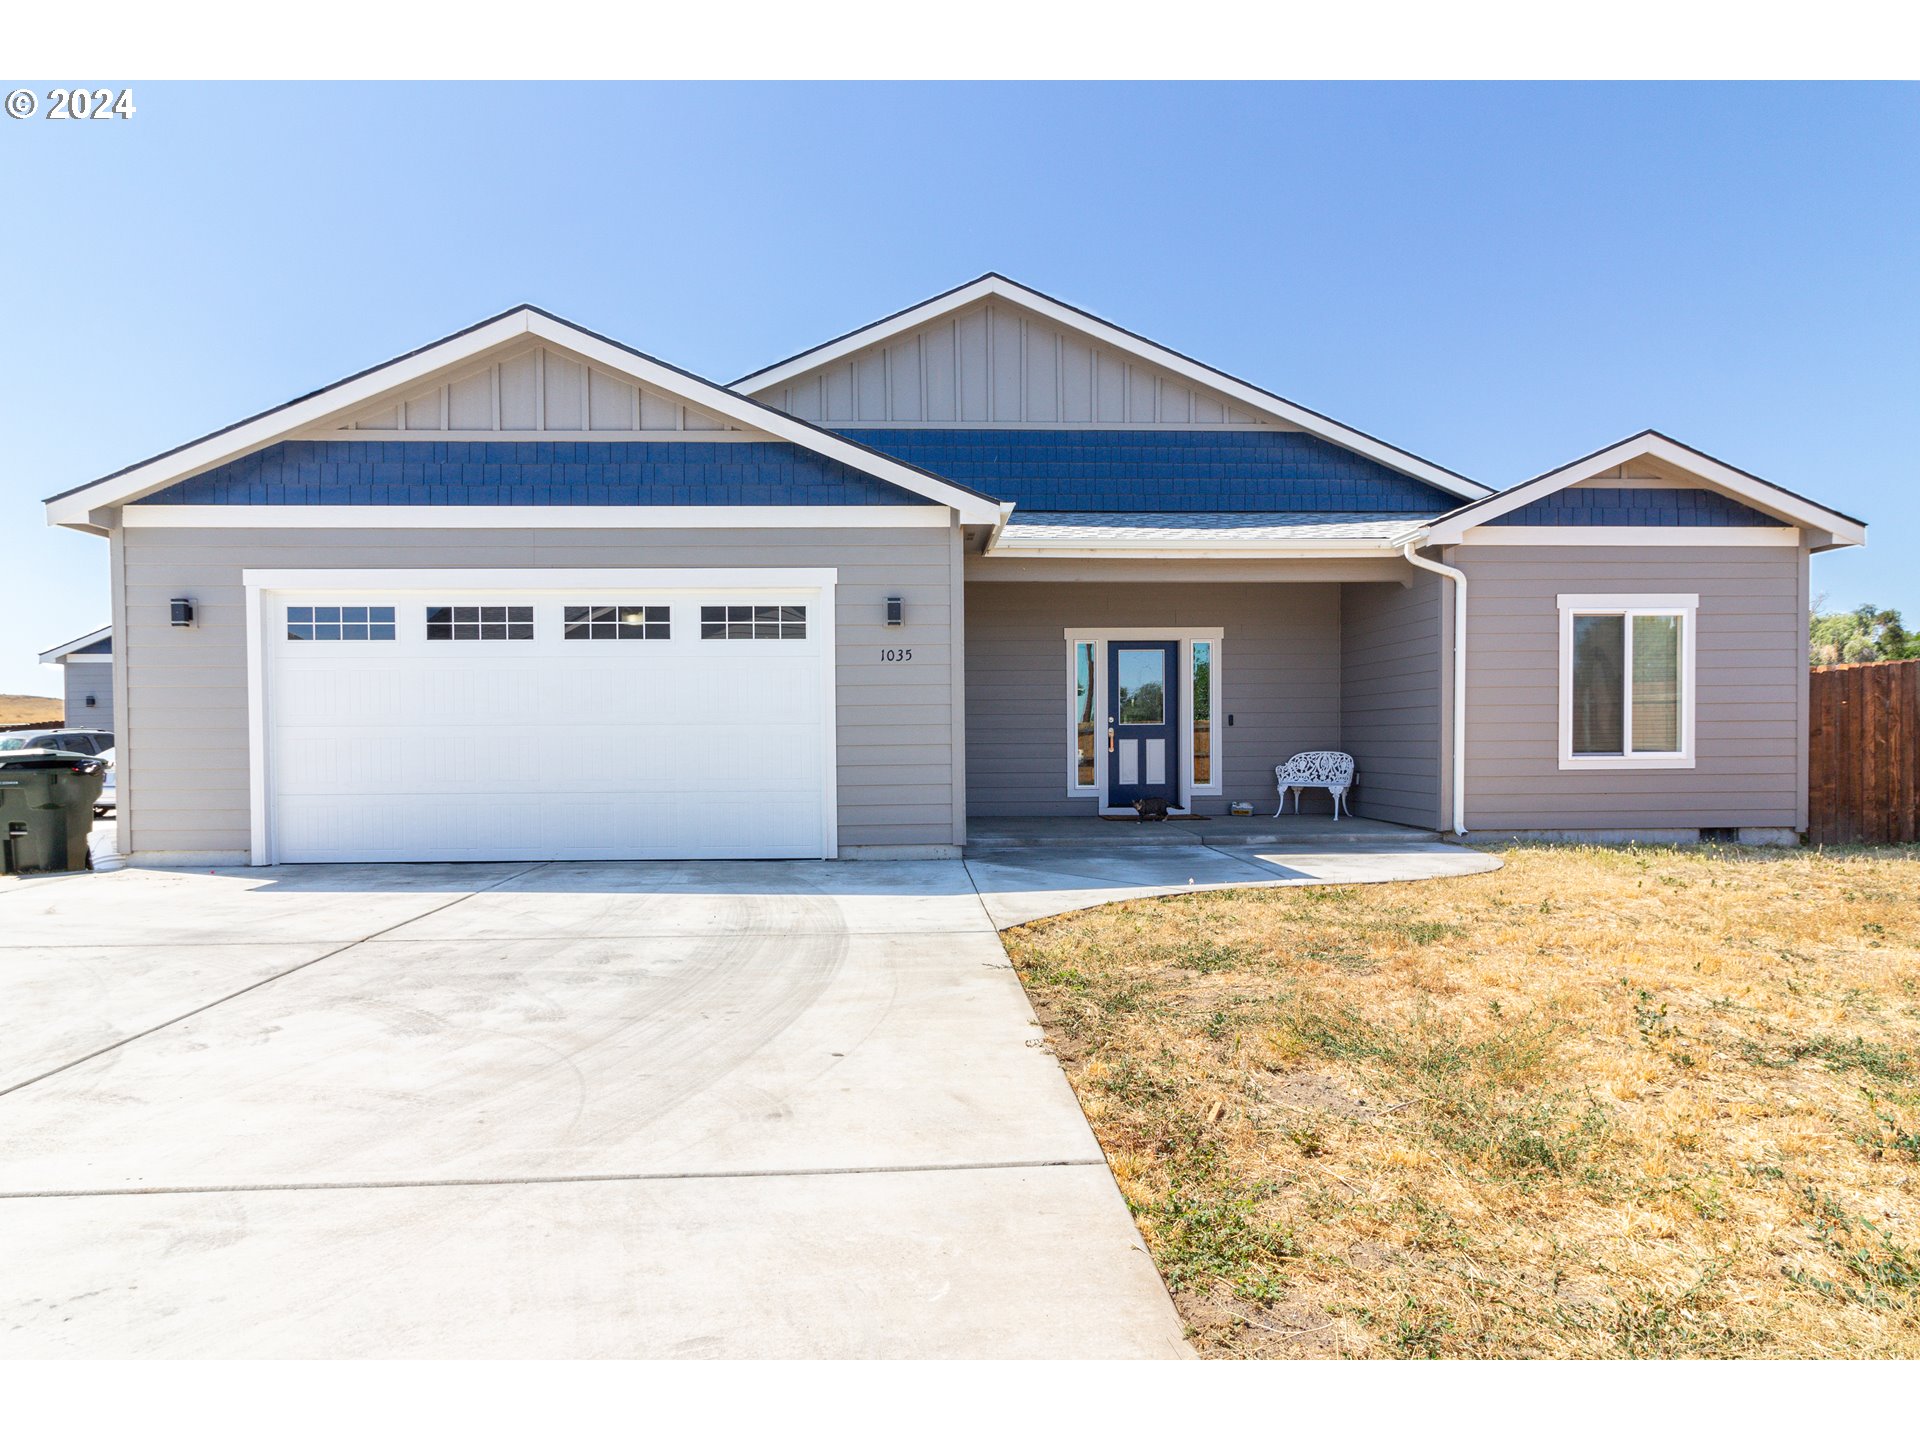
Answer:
[{"xmin": 1107, "ymin": 726, "xmax": 1115, "ymax": 752}]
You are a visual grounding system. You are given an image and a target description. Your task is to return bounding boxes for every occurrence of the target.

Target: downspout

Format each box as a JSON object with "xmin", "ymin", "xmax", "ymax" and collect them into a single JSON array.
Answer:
[{"xmin": 1399, "ymin": 534, "xmax": 1468, "ymax": 837}]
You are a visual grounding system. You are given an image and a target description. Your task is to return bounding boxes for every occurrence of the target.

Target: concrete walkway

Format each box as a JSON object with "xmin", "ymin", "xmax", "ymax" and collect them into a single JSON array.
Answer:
[
  {"xmin": 966, "ymin": 837, "xmax": 1501, "ymax": 927},
  {"xmin": 0, "ymin": 838, "xmax": 1491, "ymax": 1358}
]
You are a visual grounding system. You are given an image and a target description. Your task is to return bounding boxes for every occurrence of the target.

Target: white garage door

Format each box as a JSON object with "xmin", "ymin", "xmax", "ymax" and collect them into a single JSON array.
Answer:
[{"xmin": 261, "ymin": 579, "xmax": 832, "ymax": 863}]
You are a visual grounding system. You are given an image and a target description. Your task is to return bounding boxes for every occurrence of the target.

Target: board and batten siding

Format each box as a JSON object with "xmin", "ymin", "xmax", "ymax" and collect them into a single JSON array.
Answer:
[
  {"xmin": 327, "ymin": 344, "xmax": 743, "ymax": 435},
  {"xmin": 1340, "ymin": 574, "xmax": 1443, "ymax": 829},
  {"xmin": 963, "ymin": 580, "xmax": 1342, "ymax": 817},
  {"xmin": 1454, "ymin": 543, "xmax": 1810, "ymax": 833},
  {"xmin": 756, "ymin": 300, "xmax": 1285, "ymax": 429},
  {"xmin": 112, "ymin": 524, "xmax": 962, "ymax": 861}
]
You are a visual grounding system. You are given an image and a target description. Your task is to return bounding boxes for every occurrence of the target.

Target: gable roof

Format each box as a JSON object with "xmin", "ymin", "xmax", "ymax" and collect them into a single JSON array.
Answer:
[
  {"xmin": 1424, "ymin": 430, "xmax": 1868, "ymax": 551},
  {"xmin": 731, "ymin": 273, "xmax": 1492, "ymax": 503},
  {"xmin": 44, "ymin": 307, "xmax": 1002, "ymax": 530},
  {"xmin": 38, "ymin": 625, "xmax": 112, "ymax": 663}
]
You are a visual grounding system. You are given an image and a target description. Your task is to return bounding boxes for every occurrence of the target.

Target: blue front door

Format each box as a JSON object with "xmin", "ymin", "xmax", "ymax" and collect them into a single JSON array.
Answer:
[{"xmin": 1106, "ymin": 640, "xmax": 1181, "ymax": 809}]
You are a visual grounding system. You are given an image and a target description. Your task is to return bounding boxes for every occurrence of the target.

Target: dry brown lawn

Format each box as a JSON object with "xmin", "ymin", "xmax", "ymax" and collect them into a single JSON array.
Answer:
[
  {"xmin": 1003, "ymin": 844, "xmax": 1920, "ymax": 1358},
  {"xmin": 0, "ymin": 695, "xmax": 61, "ymax": 726}
]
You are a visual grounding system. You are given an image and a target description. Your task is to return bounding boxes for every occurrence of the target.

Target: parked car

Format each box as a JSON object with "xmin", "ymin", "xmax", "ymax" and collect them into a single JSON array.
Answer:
[
  {"xmin": 0, "ymin": 727, "xmax": 113, "ymax": 756},
  {"xmin": 94, "ymin": 746, "xmax": 116, "ymax": 816}
]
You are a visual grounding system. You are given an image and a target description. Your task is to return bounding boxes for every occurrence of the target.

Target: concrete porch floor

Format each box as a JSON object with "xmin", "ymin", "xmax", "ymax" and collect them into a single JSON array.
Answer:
[{"xmin": 966, "ymin": 813, "xmax": 1438, "ymax": 851}]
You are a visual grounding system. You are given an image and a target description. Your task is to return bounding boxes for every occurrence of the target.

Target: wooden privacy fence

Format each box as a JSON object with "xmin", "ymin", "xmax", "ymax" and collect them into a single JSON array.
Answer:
[{"xmin": 1809, "ymin": 658, "xmax": 1920, "ymax": 844}]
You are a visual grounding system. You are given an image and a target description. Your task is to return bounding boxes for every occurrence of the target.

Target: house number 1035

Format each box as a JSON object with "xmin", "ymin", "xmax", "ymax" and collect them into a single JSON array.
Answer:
[{"xmin": 880, "ymin": 647, "xmax": 913, "ymax": 662}]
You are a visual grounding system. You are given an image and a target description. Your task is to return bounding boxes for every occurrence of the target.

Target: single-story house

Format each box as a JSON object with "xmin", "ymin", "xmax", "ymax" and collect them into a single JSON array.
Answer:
[
  {"xmin": 36, "ymin": 625, "xmax": 114, "ymax": 732},
  {"xmin": 43, "ymin": 275, "xmax": 1866, "ymax": 865}
]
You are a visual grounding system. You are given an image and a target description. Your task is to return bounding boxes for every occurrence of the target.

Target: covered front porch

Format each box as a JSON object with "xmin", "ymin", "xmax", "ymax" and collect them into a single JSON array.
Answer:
[{"xmin": 961, "ymin": 558, "xmax": 1454, "ymax": 837}]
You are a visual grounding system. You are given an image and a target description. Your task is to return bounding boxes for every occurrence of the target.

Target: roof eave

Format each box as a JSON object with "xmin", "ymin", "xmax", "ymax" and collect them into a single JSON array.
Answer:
[
  {"xmin": 37, "ymin": 624, "xmax": 113, "ymax": 663},
  {"xmin": 732, "ymin": 274, "xmax": 1492, "ymax": 503},
  {"xmin": 44, "ymin": 307, "xmax": 1002, "ymax": 530},
  {"xmin": 1423, "ymin": 430, "xmax": 1866, "ymax": 549}
]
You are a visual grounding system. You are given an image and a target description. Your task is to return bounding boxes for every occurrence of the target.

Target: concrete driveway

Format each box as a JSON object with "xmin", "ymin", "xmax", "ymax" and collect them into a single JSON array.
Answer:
[
  {"xmin": 0, "ymin": 860, "xmax": 1188, "ymax": 1359},
  {"xmin": 0, "ymin": 838, "xmax": 1494, "ymax": 1359}
]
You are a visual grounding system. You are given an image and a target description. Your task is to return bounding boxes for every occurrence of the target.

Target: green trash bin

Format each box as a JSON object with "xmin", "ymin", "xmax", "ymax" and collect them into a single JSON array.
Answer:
[{"xmin": 0, "ymin": 750, "xmax": 107, "ymax": 876}]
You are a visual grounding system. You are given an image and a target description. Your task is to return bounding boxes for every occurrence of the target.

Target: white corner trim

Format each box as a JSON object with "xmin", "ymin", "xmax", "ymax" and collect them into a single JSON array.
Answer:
[
  {"xmin": 125, "ymin": 505, "xmax": 948, "ymax": 530},
  {"xmin": 245, "ymin": 579, "xmax": 268, "ymax": 865},
  {"xmin": 46, "ymin": 307, "xmax": 1000, "ymax": 528},
  {"xmin": 732, "ymin": 275, "xmax": 1490, "ymax": 501},
  {"xmin": 241, "ymin": 565, "xmax": 839, "ymax": 866},
  {"xmin": 1557, "ymin": 594, "xmax": 1699, "ymax": 772},
  {"xmin": 1429, "ymin": 433, "xmax": 1864, "ymax": 548},
  {"xmin": 1460, "ymin": 526, "xmax": 1802, "ymax": 548}
]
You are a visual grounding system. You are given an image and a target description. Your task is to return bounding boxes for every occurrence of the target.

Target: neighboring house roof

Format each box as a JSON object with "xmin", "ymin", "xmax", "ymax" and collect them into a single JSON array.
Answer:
[
  {"xmin": 44, "ymin": 307, "xmax": 1003, "ymax": 530},
  {"xmin": 1424, "ymin": 430, "xmax": 1868, "ymax": 550},
  {"xmin": 827, "ymin": 428, "xmax": 1460, "ymax": 514},
  {"xmin": 989, "ymin": 510, "xmax": 1427, "ymax": 557},
  {"xmin": 732, "ymin": 273, "xmax": 1493, "ymax": 503},
  {"xmin": 38, "ymin": 625, "xmax": 112, "ymax": 663}
]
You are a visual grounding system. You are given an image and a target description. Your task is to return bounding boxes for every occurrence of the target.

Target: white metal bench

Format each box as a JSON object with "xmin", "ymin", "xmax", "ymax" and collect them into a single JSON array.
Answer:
[{"xmin": 1274, "ymin": 751, "xmax": 1356, "ymax": 819}]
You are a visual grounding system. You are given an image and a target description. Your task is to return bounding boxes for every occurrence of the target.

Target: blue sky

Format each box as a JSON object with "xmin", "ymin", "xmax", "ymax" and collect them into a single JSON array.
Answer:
[{"xmin": 2, "ymin": 81, "xmax": 1913, "ymax": 696}]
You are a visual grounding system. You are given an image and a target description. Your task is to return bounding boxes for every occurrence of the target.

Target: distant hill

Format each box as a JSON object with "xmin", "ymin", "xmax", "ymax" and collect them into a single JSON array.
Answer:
[{"xmin": 0, "ymin": 694, "xmax": 62, "ymax": 726}]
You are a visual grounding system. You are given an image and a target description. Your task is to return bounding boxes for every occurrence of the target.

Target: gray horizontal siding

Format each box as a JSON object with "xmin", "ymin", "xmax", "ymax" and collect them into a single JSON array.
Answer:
[
  {"xmin": 964, "ymin": 581, "xmax": 1342, "ymax": 817},
  {"xmin": 1456, "ymin": 543, "xmax": 1808, "ymax": 831},
  {"xmin": 62, "ymin": 663, "xmax": 115, "ymax": 734},
  {"xmin": 116, "ymin": 524, "xmax": 960, "ymax": 858},
  {"xmin": 1340, "ymin": 574, "xmax": 1441, "ymax": 828}
]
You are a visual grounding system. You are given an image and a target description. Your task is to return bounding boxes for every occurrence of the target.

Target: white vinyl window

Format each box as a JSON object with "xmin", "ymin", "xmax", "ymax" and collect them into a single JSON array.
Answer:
[{"xmin": 1557, "ymin": 594, "xmax": 1697, "ymax": 769}]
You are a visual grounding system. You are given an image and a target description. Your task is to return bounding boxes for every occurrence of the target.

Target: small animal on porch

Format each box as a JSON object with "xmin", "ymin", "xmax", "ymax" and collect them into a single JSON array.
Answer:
[{"xmin": 1133, "ymin": 795, "xmax": 1171, "ymax": 821}]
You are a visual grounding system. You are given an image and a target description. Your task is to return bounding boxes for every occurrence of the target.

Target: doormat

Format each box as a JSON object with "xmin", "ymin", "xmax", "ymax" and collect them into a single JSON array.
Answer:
[{"xmin": 1099, "ymin": 813, "xmax": 1211, "ymax": 823}]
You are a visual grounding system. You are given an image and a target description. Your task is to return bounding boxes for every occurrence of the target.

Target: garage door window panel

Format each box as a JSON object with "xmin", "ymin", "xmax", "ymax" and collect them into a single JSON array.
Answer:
[
  {"xmin": 427, "ymin": 605, "xmax": 535, "ymax": 641},
  {"xmin": 700, "ymin": 604, "xmax": 807, "ymax": 640},
  {"xmin": 288, "ymin": 605, "xmax": 396, "ymax": 641},
  {"xmin": 564, "ymin": 604, "xmax": 671, "ymax": 640}
]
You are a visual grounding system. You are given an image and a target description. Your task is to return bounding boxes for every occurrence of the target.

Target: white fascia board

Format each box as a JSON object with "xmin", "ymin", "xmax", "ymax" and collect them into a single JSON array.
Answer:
[
  {"xmin": 124, "ymin": 505, "xmax": 948, "ymax": 529},
  {"xmin": 36, "ymin": 624, "xmax": 113, "ymax": 663},
  {"xmin": 242, "ymin": 567, "xmax": 839, "ymax": 593},
  {"xmin": 984, "ymin": 543, "xmax": 1412, "ymax": 561},
  {"xmin": 733, "ymin": 275, "xmax": 1491, "ymax": 502},
  {"xmin": 46, "ymin": 308, "xmax": 998, "ymax": 529},
  {"xmin": 1456, "ymin": 525, "xmax": 1802, "ymax": 547},
  {"xmin": 1427, "ymin": 433, "xmax": 1866, "ymax": 548},
  {"xmin": 987, "ymin": 524, "xmax": 1427, "ymax": 560}
]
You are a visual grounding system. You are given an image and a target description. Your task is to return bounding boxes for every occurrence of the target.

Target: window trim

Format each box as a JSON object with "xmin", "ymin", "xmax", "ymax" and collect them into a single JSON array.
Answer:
[
  {"xmin": 1064, "ymin": 628, "xmax": 1224, "ymax": 804},
  {"xmin": 1556, "ymin": 593, "xmax": 1698, "ymax": 770}
]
